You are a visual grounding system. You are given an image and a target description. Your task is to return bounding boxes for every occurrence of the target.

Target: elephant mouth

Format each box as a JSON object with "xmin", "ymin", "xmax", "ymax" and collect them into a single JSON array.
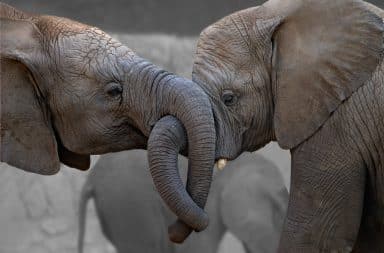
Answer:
[
  {"xmin": 123, "ymin": 123, "xmax": 148, "ymax": 148},
  {"xmin": 215, "ymin": 148, "xmax": 242, "ymax": 162},
  {"xmin": 213, "ymin": 148, "xmax": 244, "ymax": 169},
  {"xmin": 125, "ymin": 126, "xmax": 148, "ymax": 149},
  {"xmin": 111, "ymin": 119, "xmax": 148, "ymax": 150},
  {"xmin": 51, "ymin": 127, "xmax": 91, "ymax": 170}
]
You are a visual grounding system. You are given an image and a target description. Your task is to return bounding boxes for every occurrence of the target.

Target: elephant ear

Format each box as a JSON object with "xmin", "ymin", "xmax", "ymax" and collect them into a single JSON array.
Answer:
[
  {"xmin": 0, "ymin": 17, "xmax": 60, "ymax": 174},
  {"xmin": 0, "ymin": 12, "xmax": 90, "ymax": 173},
  {"xmin": 267, "ymin": 0, "xmax": 384, "ymax": 149}
]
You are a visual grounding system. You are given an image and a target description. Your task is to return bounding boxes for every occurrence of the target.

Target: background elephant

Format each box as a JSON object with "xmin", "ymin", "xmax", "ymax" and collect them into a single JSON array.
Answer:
[
  {"xmin": 187, "ymin": 0, "xmax": 384, "ymax": 252},
  {"xmin": 0, "ymin": 2, "xmax": 218, "ymax": 233},
  {"xmin": 78, "ymin": 151, "xmax": 288, "ymax": 253}
]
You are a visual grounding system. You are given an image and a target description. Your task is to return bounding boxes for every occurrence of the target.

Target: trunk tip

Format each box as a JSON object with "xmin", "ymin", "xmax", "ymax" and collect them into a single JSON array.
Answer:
[
  {"xmin": 168, "ymin": 216, "xmax": 209, "ymax": 243},
  {"xmin": 168, "ymin": 220, "xmax": 193, "ymax": 243}
]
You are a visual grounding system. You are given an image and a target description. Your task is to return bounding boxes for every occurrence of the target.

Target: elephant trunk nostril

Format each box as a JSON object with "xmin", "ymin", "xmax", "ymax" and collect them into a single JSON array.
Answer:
[{"xmin": 168, "ymin": 221, "xmax": 193, "ymax": 244}]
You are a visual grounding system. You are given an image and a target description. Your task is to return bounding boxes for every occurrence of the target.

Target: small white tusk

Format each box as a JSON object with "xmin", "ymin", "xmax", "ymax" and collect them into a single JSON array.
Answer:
[{"xmin": 216, "ymin": 159, "xmax": 228, "ymax": 170}]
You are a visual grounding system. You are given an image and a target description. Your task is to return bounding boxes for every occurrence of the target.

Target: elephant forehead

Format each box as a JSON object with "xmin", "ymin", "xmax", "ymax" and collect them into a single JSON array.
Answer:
[
  {"xmin": 57, "ymin": 32, "xmax": 134, "ymax": 77},
  {"xmin": 194, "ymin": 30, "xmax": 261, "ymax": 89},
  {"xmin": 36, "ymin": 15, "xmax": 90, "ymax": 40},
  {"xmin": 34, "ymin": 15, "xmax": 136, "ymax": 63},
  {"xmin": 59, "ymin": 29, "xmax": 128, "ymax": 57},
  {"xmin": 196, "ymin": 33, "xmax": 251, "ymax": 70},
  {"xmin": 195, "ymin": 7, "xmax": 265, "ymax": 65}
]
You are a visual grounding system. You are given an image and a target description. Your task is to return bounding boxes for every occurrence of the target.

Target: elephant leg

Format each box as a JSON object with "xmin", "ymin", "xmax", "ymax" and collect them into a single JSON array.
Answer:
[
  {"xmin": 278, "ymin": 137, "xmax": 366, "ymax": 253},
  {"xmin": 221, "ymin": 169, "xmax": 287, "ymax": 253},
  {"xmin": 244, "ymin": 245, "xmax": 253, "ymax": 253}
]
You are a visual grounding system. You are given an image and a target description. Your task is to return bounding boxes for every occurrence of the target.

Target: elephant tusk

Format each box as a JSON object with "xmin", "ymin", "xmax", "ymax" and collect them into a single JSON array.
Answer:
[{"xmin": 216, "ymin": 159, "xmax": 228, "ymax": 170}]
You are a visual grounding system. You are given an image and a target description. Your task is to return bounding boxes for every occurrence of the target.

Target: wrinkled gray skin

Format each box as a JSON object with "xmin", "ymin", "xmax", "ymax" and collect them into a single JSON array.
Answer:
[
  {"xmin": 0, "ymin": 3, "xmax": 216, "ymax": 234},
  {"xmin": 191, "ymin": 0, "xmax": 384, "ymax": 252},
  {"xmin": 78, "ymin": 150, "xmax": 288, "ymax": 253}
]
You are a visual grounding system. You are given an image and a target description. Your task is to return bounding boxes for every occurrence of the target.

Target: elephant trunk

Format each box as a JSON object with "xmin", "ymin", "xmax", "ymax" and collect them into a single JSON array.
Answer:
[
  {"xmin": 123, "ymin": 57, "xmax": 216, "ymax": 242},
  {"xmin": 145, "ymin": 73, "xmax": 216, "ymax": 242},
  {"xmin": 148, "ymin": 116, "xmax": 206, "ymax": 234}
]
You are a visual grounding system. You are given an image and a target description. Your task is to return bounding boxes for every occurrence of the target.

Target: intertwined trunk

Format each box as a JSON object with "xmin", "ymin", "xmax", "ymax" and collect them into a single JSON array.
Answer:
[{"xmin": 129, "ymin": 58, "xmax": 216, "ymax": 242}]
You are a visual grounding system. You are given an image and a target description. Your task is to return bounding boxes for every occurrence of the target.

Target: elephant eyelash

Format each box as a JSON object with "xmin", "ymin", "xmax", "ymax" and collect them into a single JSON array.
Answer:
[
  {"xmin": 105, "ymin": 82, "xmax": 124, "ymax": 103},
  {"xmin": 106, "ymin": 67, "xmax": 123, "ymax": 84},
  {"xmin": 110, "ymin": 75, "xmax": 122, "ymax": 84}
]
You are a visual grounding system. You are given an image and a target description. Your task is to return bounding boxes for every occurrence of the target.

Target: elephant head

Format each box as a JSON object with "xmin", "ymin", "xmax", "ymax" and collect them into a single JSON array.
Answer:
[
  {"xmin": 192, "ymin": 0, "xmax": 383, "ymax": 165},
  {"xmin": 0, "ymin": 3, "xmax": 216, "ymax": 233},
  {"xmin": 181, "ymin": 0, "xmax": 383, "ymax": 243}
]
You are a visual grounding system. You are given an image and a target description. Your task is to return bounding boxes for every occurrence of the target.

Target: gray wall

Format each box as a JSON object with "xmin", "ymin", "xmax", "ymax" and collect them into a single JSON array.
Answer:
[
  {"xmin": 2, "ymin": 0, "xmax": 262, "ymax": 35},
  {"xmin": 4, "ymin": 0, "xmax": 383, "ymax": 35}
]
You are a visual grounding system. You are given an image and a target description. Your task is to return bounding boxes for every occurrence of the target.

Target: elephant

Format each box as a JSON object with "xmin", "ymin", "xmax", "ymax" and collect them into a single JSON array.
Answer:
[
  {"xmin": 0, "ymin": 2, "xmax": 217, "ymax": 234},
  {"xmin": 77, "ymin": 150, "xmax": 288, "ymax": 253},
  {"xmin": 173, "ymin": 0, "xmax": 384, "ymax": 252}
]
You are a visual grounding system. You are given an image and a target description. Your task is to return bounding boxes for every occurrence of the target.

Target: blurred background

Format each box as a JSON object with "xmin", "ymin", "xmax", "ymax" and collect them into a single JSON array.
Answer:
[
  {"xmin": 2, "ymin": 0, "xmax": 383, "ymax": 35},
  {"xmin": 1, "ymin": 0, "xmax": 383, "ymax": 252}
]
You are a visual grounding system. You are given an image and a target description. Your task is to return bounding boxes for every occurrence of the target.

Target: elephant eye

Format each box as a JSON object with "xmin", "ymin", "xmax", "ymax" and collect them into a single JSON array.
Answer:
[
  {"xmin": 222, "ymin": 90, "xmax": 237, "ymax": 106},
  {"xmin": 105, "ymin": 82, "xmax": 123, "ymax": 97}
]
